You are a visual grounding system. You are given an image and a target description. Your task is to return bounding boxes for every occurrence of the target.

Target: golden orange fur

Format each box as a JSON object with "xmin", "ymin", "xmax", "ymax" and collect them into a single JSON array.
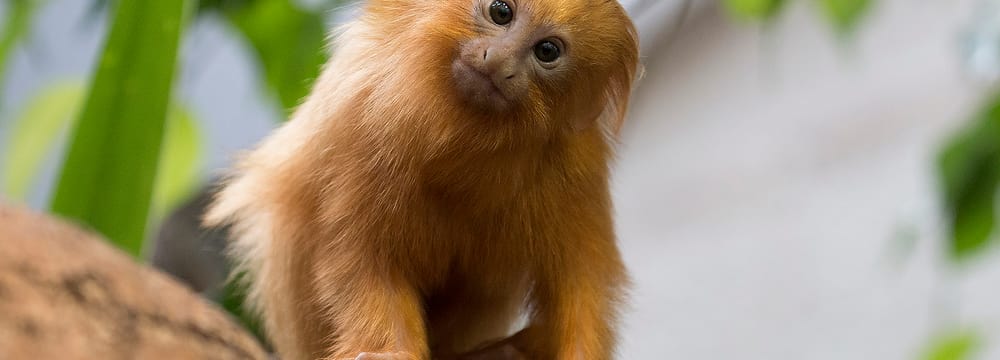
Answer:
[{"xmin": 205, "ymin": 0, "xmax": 640, "ymax": 359}]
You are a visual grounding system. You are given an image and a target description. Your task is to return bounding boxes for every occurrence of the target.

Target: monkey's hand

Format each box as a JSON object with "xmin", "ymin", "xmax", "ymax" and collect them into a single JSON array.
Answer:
[
  {"xmin": 456, "ymin": 344, "xmax": 525, "ymax": 360},
  {"xmin": 448, "ymin": 333, "xmax": 527, "ymax": 360},
  {"xmin": 341, "ymin": 351, "xmax": 418, "ymax": 360}
]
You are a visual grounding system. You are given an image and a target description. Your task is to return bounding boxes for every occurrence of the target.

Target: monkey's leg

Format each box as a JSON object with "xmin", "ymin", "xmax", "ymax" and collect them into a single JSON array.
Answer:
[
  {"xmin": 453, "ymin": 339, "xmax": 526, "ymax": 360},
  {"xmin": 425, "ymin": 282, "xmax": 526, "ymax": 358}
]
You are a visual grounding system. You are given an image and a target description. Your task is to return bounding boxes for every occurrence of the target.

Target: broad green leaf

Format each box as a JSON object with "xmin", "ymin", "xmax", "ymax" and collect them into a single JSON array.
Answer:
[
  {"xmin": 922, "ymin": 330, "xmax": 981, "ymax": 360},
  {"xmin": 0, "ymin": 0, "xmax": 43, "ymax": 112},
  {"xmin": 819, "ymin": 0, "xmax": 872, "ymax": 34},
  {"xmin": 3, "ymin": 82, "xmax": 202, "ymax": 217},
  {"xmin": 225, "ymin": 0, "xmax": 328, "ymax": 114},
  {"xmin": 3, "ymin": 83, "xmax": 84, "ymax": 199},
  {"xmin": 50, "ymin": 0, "xmax": 193, "ymax": 257},
  {"xmin": 723, "ymin": 0, "xmax": 786, "ymax": 21},
  {"xmin": 938, "ymin": 94, "xmax": 1000, "ymax": 261},
  {"xmin": 151, "ymin": 106, "xmax": 203, "ymax": 220}
]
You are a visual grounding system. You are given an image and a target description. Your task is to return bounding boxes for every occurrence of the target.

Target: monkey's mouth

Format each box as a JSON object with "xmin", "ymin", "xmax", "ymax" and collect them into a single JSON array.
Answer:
[{"xmin": 451, "ymin": 60, "xmax": 511, "ymax": 110}]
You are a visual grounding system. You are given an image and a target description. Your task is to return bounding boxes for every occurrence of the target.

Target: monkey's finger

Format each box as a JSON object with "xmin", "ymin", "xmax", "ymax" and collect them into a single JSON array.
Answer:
[
  {"xmin": 457, "ymin": 343, "xmax": 527, "ymax": 360},
  {"xmin": 353, "ymin": 351, "xmax": 418, "ymax": 360}
]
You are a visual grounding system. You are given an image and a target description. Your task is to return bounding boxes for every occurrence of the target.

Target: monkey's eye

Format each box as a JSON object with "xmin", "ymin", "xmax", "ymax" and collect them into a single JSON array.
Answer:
[
  {"xmin": 534, "ymin": 40, "xmax": 561, "ymax": 63},
  {"xmin": 489, "ymin": 1, "xmax": 513, "ymax": 25}
]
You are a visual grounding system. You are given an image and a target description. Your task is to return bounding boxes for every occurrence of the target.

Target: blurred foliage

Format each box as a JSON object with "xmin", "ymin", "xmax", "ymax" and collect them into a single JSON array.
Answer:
[
  {"xmin": 50, "ymin": 0, "xmax": 192, "ymax": 256},
  {"xmin": 221, "ymin": 0, "xmax": 329, "ymax": 113},
  {"xmin": 88, "ymin": 0, "xmax": 339, "ymax": 113},
  {"xmin": 723, "ymin": 0, "xmax": 785, "ymax": 21},
  {"xmin": 937, "ymin": 93, "xmax": 1000, "ymax": 261},
  {"xmin": 0, "ymin": 0, "xmax": 42, "ymax": 112},
  {"xmin": 819, "ymin": 0, "xmax": 872, "ymax": 35},
  {"xmin": 193, "ymin": 0, "xmax": 331, "ymax": 113},
  {"xmin": 722, "ymin": 0, "xmax": 872, "ymax": 34},
  {"xmin": 152, "ymin": 106, "xmax": 203, "ymax": 220},
  {"xmin": 922, "ymin": 330, "xmax": 982, "ymax": 360},
  {"xmin": 0, "ymin": 0, "xmax": 330, "ymax": 337},
  {"xmin": 3, "ymin": 83, "xmax": 83, "ymax": 199},
  {"xmin": 3, "ymin": 82, "xmax": 204, "ymax": 221}
]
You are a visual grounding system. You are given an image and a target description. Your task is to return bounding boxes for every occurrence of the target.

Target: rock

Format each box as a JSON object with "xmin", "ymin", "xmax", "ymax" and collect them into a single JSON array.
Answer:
[{"xmin": 0, "ymin": 206, "xmax": 268, "ymax": 360}]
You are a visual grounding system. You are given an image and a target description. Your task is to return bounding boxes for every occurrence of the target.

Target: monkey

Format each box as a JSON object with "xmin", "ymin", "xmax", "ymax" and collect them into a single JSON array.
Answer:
[{"xmin": 205, "ymin": 0, "xmax": 640, "ymax": 359}]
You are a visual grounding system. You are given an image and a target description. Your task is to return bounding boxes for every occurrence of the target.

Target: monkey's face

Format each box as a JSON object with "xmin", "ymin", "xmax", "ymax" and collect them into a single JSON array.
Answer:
[
  {"xmin": 447, "ymin": 0, "xmax": 639, "ymax": 128},
  {"xmin": 451, "ymin": 0, "xmax": 564, "ymax": 112}
]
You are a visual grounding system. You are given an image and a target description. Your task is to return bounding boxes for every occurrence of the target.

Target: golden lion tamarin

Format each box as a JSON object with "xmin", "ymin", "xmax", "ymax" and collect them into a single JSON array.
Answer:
[{"xmin": 206, "ymin": 0, "xmax": 640, "ymax": 359}]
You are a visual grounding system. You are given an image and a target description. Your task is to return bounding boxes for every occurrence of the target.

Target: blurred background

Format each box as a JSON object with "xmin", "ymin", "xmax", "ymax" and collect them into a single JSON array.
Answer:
[{"xmin": 1, "ymin": 0, "xmax": 999, "ymax": 359}]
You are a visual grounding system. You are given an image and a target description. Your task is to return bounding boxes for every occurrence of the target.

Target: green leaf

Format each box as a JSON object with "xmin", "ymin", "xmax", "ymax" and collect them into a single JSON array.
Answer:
[
  {"xmin": 151, "ymin": 106, "xmax": 203, "ymax": 220},
  {"xmin": 3, "ymin": 83, "xmax": 85, "ymax": 199},
  {"xmin": 938, "ymin": 94, "xmax": 1000, "ymax": 261},
  {"xmin": 224, "ymin": 0, "xmax": 328, "ymax": 114},
  {"xmin": 50, "ymin": 0, "xmax": 193, "ymax": 257},
  {"xmin": 2, "ymin": 83, "xmax": 201, "ymax": 217},
  {"xmin": 0, "ymin": 0, "xmax": 44, "ymax": 112},
  {"xmin": 723, "ymin": 0, "xmax": 786, "ymax": 21},
  {"xmin": 922, "ymin": 330, "xmax": 981, "ymax": 360},
  {"xmin": 819, "ymin": 0, "xmax": 872, "ymax": 34}
]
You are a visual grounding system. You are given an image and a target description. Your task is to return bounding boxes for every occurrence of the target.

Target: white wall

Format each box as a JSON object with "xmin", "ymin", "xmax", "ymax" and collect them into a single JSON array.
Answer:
[{"xmin": 615, "ymin": 1, "xmax": 1000, "ymax": 359}]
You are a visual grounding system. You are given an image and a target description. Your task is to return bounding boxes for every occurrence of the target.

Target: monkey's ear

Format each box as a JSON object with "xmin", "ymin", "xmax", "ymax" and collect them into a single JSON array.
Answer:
[
  {"xmin": 598, "ymin": 65, "xmax": 642, "ymax": 136},
  {"xmin": 594, "ymin": 27, "xmax": 642, "ymax": 137}
]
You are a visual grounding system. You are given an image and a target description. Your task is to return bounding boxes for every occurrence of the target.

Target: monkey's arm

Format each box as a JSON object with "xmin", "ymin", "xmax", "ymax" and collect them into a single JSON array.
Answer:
[
  {"xmin": 518, "ymin": 212, "xmax": 627, "ymax": 360},
  {"xmin": 311, "ymin": 238, "xmax": 429, "ymax": 360}
]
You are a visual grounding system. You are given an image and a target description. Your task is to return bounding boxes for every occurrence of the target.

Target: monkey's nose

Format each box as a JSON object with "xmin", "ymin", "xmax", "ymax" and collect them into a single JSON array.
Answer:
[{"xmin": 482, "ymin": 48, "xmax": 517, "ymax": 81}]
